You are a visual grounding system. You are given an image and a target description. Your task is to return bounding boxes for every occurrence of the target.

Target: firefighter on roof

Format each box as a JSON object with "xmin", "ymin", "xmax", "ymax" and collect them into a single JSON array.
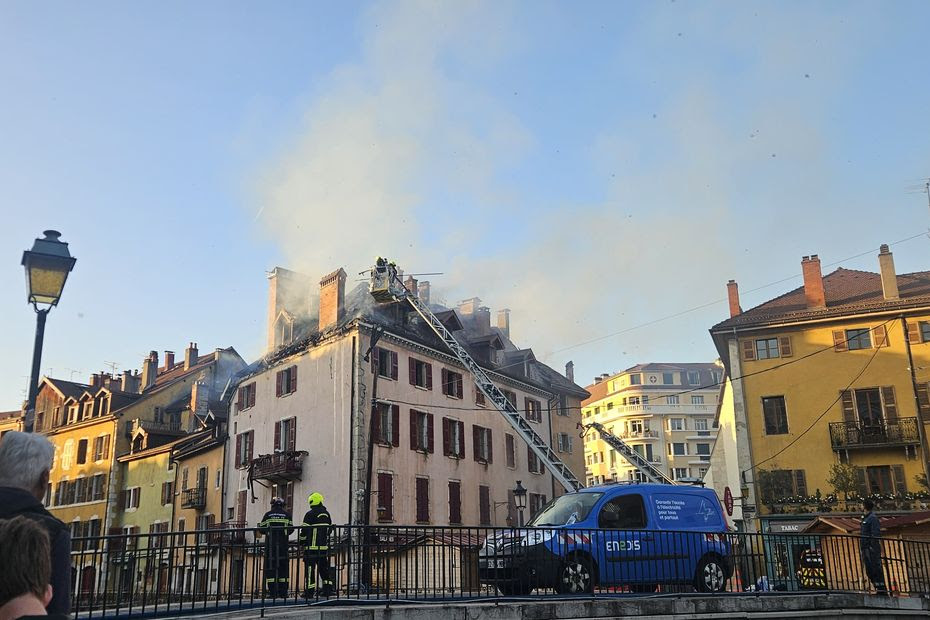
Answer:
[
  {"xmin": 258, "ymin": 497, "xmax": 293, "ymax": 598},
  {"xmin": 299, "ymin": 492, "xmax": 335, "ymax": 597}
]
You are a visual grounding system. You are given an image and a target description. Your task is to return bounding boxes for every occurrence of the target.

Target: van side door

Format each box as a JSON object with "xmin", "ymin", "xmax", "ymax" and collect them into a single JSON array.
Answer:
[{"xmin": 597, "ymin": 493, "xmax": 657, "ymax": 586}]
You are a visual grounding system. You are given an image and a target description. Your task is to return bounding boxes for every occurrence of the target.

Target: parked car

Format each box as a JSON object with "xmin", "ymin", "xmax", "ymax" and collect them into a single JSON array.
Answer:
[{"xmin": 478, "ymin": 483, "xmax": 731, "ymax": 594}]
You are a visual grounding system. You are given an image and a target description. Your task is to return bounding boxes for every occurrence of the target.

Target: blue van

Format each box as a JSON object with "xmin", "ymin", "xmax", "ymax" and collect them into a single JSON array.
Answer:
[{"xmin": 478, "ymin": 483, "xmax": 731, "ymax": 594}]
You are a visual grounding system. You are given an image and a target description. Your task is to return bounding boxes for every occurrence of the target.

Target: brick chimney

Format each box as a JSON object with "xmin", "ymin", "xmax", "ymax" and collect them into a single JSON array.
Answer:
[
  {"xmin": 266, "ymin": 267, "xmax": 313, "ymax": 353},
  {"xmin": 89, "ymin": 373, "xmax": 103, "ymax": 389},
  {"xmin": 726, "ymin": 280, "xmax": 741, "ymax": 317},
  {"xmin": 801, "ymin": 255, "xmax": 826, "ymax": 309},
  {"xmin": 565, "ymin": 360, "xmax": 574, "ymax": 383},
  {"xmin": 141, "ymin": 351, "xmax": 158, "ymax": 391},
  {"xmin": 319, "ymin": 268, "xmax": 347, "ymax": 331},
  {"xmin": 475, "ymin": 306, "xmax": 492, "ymax": 334},
  {"xmin": 418, "ymin": 281, "xmax": 431, "ymax": 305},
  {"xmin": 458, "ymin": 297, "xmax": 481, "ymax": 315},
  {"xmin": 404, "ymin": 275, "xmax": 418, "ymax": 298},
  {"xmin": 497, "ymin": 308, "xmax": 511, "ymax": 338},
  {"xmin": 120, "ymin": 370, "xmax": 137, "ymax": 393},
  {"xmin": 164, "ymin": 351, "xmax": 175, "ymax": 370},
  {"xmin": 184, "ymin": 342, "xmax": 199, "ymax": 370},
  {"xmin": 878, "ymin": 244, "xmax": 899, "ymax": 300}
]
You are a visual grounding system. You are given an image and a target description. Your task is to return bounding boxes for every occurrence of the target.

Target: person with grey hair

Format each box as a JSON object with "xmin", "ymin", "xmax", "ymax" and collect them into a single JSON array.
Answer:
[{"xmin": 0, "ymin": 431, "xmax": 71, "ymax": 615}]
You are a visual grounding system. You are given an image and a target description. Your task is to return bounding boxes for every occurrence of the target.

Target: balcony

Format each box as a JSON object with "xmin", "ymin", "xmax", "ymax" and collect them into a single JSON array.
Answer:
[
  {"xmin": 207, "ymin": 521, "xmax": 247, "ymax": 545},
  {"xmin": 249, "ymin": 450, "xmax": 307, "ymax": 483},
  {"xmin": 181, "ymin": 487, "xmax": 206, "ymax": 510},
  {"xmin": 618, "ymin": 429, "xmax": 660, "ymax": 440},
  {"xmin": 829, "ymin": 417, "xmax": 921, "ymax": 450}
]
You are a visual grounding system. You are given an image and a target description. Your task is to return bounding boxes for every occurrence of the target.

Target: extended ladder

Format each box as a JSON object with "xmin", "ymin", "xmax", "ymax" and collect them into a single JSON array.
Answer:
[
  {"xmin": 579, "ymin": 421, "xmax": 674, "ymax": 485},
  {"xmin": 369, "ymin": 260, "xmax": 584, "ymax": 491}
]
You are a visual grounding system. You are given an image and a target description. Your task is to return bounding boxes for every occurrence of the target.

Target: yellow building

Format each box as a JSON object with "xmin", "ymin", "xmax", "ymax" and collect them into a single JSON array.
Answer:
[
  {"xmin": 0, "ymin": 410, "xmax": 23, "ymax": 440},
  {"xmin": 711, "ymin": 247, "xmax": 930, "ymax": 532}
]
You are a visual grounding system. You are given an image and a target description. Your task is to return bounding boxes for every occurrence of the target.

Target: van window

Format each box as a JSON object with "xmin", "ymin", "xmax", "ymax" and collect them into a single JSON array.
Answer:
[
  {"xmin": 598, "ymin": 494, "xmax": 646, "ymax": 529},
  {"xmin": 652, "ymin": 492, "xmax": 723, "ymax": 529},
  {"xmin": 527, "ymin": 492, "xmax": 603, "ymax": 526}
]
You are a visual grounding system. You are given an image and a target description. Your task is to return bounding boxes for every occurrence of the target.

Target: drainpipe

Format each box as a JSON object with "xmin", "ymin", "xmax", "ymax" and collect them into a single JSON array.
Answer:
[{"xmin": 902, "ymin": 317, "xmax": 930, "ymax": 484}]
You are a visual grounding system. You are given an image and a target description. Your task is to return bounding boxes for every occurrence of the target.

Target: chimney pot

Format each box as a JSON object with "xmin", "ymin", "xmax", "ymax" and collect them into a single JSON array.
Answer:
[
  {"xmin": 417, "ymin": 281, "xmax": 431, "ymax": 305},
  {"xmin": 497, "ymin": 308, "xmax": 511, "ymax": 338},
  {"xmin": 726, "ymin": 280, "xmax": 741, "ymax": 318},
  {"xmin": 878, "ymin": 243, "xmax": 899, "ymax": 300},
  {"xmin": 318, "ymin": 267, "xmax": 347, "ymax": 332},
  {"xmin": 801, "ymin": 254, "xmax": 826, "ymax": 309}
]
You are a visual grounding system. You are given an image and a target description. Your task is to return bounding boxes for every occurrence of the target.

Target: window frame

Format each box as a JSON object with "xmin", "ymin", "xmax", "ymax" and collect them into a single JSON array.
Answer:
[
  {"xmin": 762, "ymin": 396, "xmax": 789, "ymax": 435},
  {"xmin": 846, "ymin": 328, "xmax": 872, "ymax": 351},
  {"xmin": 755, "ymin": 338, "xmax": 780, "ymax": 360},
  {"xmin": 598, "ymin": 493, "xmax": 647, "ymax": 529}
]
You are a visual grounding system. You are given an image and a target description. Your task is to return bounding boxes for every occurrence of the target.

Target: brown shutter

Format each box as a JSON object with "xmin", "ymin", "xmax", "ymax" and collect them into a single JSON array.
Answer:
[
  {"xmin": 288, "ymin": 417, "xmax": 297, "ymax": 451},
  {"xmin": 840, "ymin": 390, "xmax": 856, "ymax": 423},
  {"xmin": 236, "ymin": 388, "xmax": 243, "ymax": 410},
  {"xmin": 285, "ymin": 483, "xmax": 294, "ymax": 512},
  {"xmin": 275, "ymin": 371, "xmax": 283, "ymax": 397},
  {"xmin": 274, "ymin": 420, "xmax": 281, "ymax": 451},
  {"xmin": 892, "ymin": 465, "xmax": 907, "ymax": 493},
  {"xmin": 855, "ymin": 467, "xmax": 868, "ymax": 496},
  {"xmin": 506, "ymin": 434, "xmax": 515, "ymax": 468},
  {"xmin": 410, "ymin": 410, "xmax": 418, "ymax": 451},
  {"xmin": 456, "ymin": 375, "xmax": 463, "ymax": 399},
  {"xmin": 448, "ymin": 481, "xmax": 461, "ymax": 524},
  {"xmin": 907, "ymin": 322, "xmax": 922, "ymax": 344},
  {"xmin": 249, "ymin": 384, "xmax": 256, "ymax": 408},
  {"xmin": 479, "ymin": 485, "xmax": 491, "ymax": 525},
  {"xmin": 874, "ymin": 325, "xmax": 888, "ymax": 348},
  {"xmin": 377, "ymin": 473, "xmax": 393, "ymax": 521},
  {"xmin": 372, "ymin": 405, "xmax": 381, "ymax": 443},
  {"xmin": 794, "ymin": 470, "xmax": 807, "ymax": 497},
  {"xmin": 916, "ymin": 383, "xmax": 930, "ymax": 417},
  {"xmin": 881, "ymin": 386, "xmax": 897, "ymax": 420},
  {"xmin": 416, "ymin": 478, "xmax": 429, "ymax": 522},
  {"xmin": 118, "ymin": 490, "xmax": 126, "ymax": 510},
  {"xmin": 741, "ymin": 340, "xmax": 755, "ymax": 361},
  {"xmin": 235, "ymin": 434, "xmax": 242, "ymax": 467},
  {"xmin": 237, "ymin": 490, "xmax": 247, "ymax": 523},
  {"xmin": 371, "ymin": 348, "xmax": 378, "ymax": 373},
  {"xmin": 442, "ymin": 418, "xmax": 450, "ymax": 456},
  {"xmin": 103, "ymin": 435, "xmax": 110, "ymax": 460},
  {"xmin": 247, "ymin": 431, "xmax": 254, "ymax": 461},
  {"xmin": 779, "ymin": 336, "xmax": 793, "ymax": 358},
  {"xmin": 290, "ymin": 366, "xmax": 297, "ymax": 391},
  {"xmin": 391, "ymin": 405, "xmax": 400, "ymax": 447},
  {"xmin": 425, "ymin": 363, "xmax": 433, "ymax": 390},
  {"xmin": 390, "ymin": 351, "xmax": 398, "ymax": 380},
  {"xmin": 486, "ymin": 428, "xmax": 493, "ymax": 464},
  {"xmin": 409, "ymin": 358, "xmax": 416, "ymax": 385},
  {"xmin": 426, "ymin": 414, "xmax": 434, "ymax": 453},
  {"xmin": 833, "ymin": 330, "xmax": 848, "ymax": 352},
  {"xmin": 472, "ymin": 425, "xmax": 480, "ymax": 461},
  {"xmin": 441, "ymin": 368, "xmax": 448, "ymax": 395},
  {"xmin": 457, "ymin": 421, "xmax": 465, "ymax": 457}
]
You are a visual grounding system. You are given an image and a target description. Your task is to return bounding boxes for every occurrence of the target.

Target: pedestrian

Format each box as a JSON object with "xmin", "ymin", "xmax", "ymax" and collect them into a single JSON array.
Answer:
[
  {"xmin": 299, "ymin": 492, "xmax": 334, "ymax": 598},
  {"xmin": 0, "ymin": 516, "xmax": 69, "ymax": 620},
  {"xmin": 860, "ymin": 498, "xmax": 887, "ymax": 595},
  {"xmin": 258, "ymin": 497, "xmax": 293, "ymax": 599},
  {"xmin": 0, "ymin": 432, "xmax": 70, "ymax": 615}
]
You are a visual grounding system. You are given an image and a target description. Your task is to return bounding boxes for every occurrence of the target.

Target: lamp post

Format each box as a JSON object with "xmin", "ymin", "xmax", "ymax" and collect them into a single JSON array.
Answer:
[
  {"xmin": 513, "ymin": 480, "xmax": 527, "ymax": 527},
  {"xmin": 21, "ymin": 230, "xmax": 76, "ymax": 432}
]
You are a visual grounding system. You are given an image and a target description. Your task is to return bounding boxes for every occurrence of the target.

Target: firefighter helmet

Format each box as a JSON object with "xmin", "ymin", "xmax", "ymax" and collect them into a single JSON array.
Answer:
[
  {"xmin": 308, "ymin": 492, "xmax": 324, "ymax": 506},
  {"xmin": 271, "ymin": 497, "xmax": 286, "ymax": 507}
]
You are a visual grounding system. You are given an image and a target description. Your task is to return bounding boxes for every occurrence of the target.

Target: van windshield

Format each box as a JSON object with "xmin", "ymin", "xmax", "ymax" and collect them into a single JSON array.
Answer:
[{"xmin": 527, "ymin": 492, "xmax": 603, "ymax": 526}]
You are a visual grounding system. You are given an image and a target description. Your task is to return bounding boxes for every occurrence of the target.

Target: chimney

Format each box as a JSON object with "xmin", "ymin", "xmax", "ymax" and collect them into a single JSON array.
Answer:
[
  {"xmin": 497, "ymin": 308, "xmax": 511, "ymax": 338},
  {"xmin": 184, "ymin": 342, "xmax": 199, "ymax": 370},
  {"xmin": 594, "ymin": 375, "xmax": 603, "ymax": 384},
  {"xmin": 164, "ymin": 350, "xmax": 175, "ymax": 370},
  {"xmin": 89, "ymin": 373, "xmax": 103, "ymax": 389},
  {"xmin": 726, "ymin": 280, "xmax": 741, "ymax": 318},
  {"xmin": 418, "ymin": 281, "xmax": 431, "ymax": 305},
  {"xmin": 404, "ymin": 275, "xmax": 418, "ymax": 298},
  {"xmin": 878, "ymin": 244, "xmax": 899, "ymax": 300},
  {"xmin": 458, "ymin": 297, "xmax": 481, "ymax": 315},
  {"xmin": 475, "ymin": 306, "xmax": 492, "ymax": 334},
  {"xmin": 319, "ymin": 268, "xmax": 347, "ymax": 331},
  {"xmin": 565, "ymin": 361, "xmax": 574, "ymax": 383},
  {"xmin": 141, "ymin": 351, "xmax": 158, "ymax": 391},
  {"xmin": 190, "ymin": 380, "xmax": 209, "ymax": 416},
  {"xmin": 266, "ymin": 267, "xmax": 313, "ymax": 353},
  {"xmin": 120, "ymin": 370, "xmax": 135, "ymax": 393},
  {"xmin": 801, "ymin": 255, "xmax": 826, "ymax": 309}
]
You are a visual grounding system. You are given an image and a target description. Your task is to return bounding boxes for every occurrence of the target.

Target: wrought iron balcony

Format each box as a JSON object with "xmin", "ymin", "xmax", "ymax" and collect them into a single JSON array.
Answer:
[
  {"xmin": 249, "ymin": 450, "xmax": 307, "ymax": 483},
  {"xmin": 829, "ymin": 417, "xmax": 920, "ymax": 450},
  {"xmin": 181, "ymin": 487, "xmax": 207, "ymax": 510},
  {"xmin": 207, "ymin": 521, "xmax": 247, "ymax": 545}
]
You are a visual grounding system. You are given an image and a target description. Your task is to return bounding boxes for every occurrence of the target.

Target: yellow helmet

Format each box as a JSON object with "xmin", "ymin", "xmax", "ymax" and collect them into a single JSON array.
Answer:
[{"xmin": 308, "ymin": 492, "xmax": 324, "ymax": 506}]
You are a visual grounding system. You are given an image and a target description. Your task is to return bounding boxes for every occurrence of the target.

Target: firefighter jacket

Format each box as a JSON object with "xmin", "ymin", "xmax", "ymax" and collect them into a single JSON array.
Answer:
[
  {"xmin": 299, "ymin": 504, "xmax": 332, "ymax": 555},
  {"xmin": 258, "ymin": 508, "xmax": 294, "ymax": 562}
]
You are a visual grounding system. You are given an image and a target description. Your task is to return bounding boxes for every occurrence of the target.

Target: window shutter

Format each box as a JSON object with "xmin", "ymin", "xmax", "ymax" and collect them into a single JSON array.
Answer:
[
  {"xmin": 410, "ymin": 410, "xmax": 418, "ymax": 451},
  {"xmin": 237, "ymin": 490, "xmax": 247, "ymax": 523},
  {"xmin": 249, "ymin": 385, "xmax": 256, "ymax": 408},
  {"xmin": 425, "ymin": 363, "xmax": 433, "ymax": 390},
  {"xmin": 873, "ymin": 325, "xmax": 888, "ymax": 348},
  {"xmin": 371, "ymin": 348, "xmax": 378, "ymax": 373},
  {"xmin": 372, "ymin": 405, "xmax": 381, "ymax": 443},
  {"xmin": 390, "ymin": 351, "xmax": 398, "ymax": 380},
  {"xmin": 118, "ymin": 490, "xmax": 126, "ymax": 510},
  {"xmin": 907, "ymin": 322, "xmax": 922, "ymax": 344},
  {"xmin": 833, "ymin": 330, "xmax": 848, "ymax": 352},
  {"xmin": 416, "ymin": 478, "xmax": 429, "ymax": 522},
  {"xmin": 487, "ymin": 428, "xmax": 493, "ymax": 464},
  {"xmin": 472, "ymin": 425, "xmax": 480, "ymax": 461},
  {"xmin": 285, "ymin": 483, "xmax": 294, "ymax": 512},
  {"xmin": 855, "ymin": 467, "xmax": 868, "ymax": 496},
  {"xmin": 247, "ymin": 431, "xmax": 254, "ymax": 462},
  {"xmin": 276, "ymin": 371, "xmax": 283, "ymax": 397},
  {"xmin": 506, "ymin": 434, "xmax": 515, "ymax": 468},
  {"xmin": 236, "ymin": 388, "xmax": 243, "ymax": 410},
  {"xmin": 442, "ymin": 418, "xmax": 450, "ymax": 456},
  {"xmin": 456, "ymin": 375, "xmax": 463, "ymax": 399},
  {"xmin": 740, "ymin": 340, "xmax": 755, "ymax": 361},
  {"xmin": 425, "ymin": 413, "xmax": 434, "ymax": 453},
  {"xmin": 881, "ymin": 386, "xmax": 898, "ymax": 420},
  {"xmin": 409, "ymin": 358, "xmax": 416, "ymax": 385},
  {"xmin": 290, "ymin": 366, "xmax": 297, "ymax": 391},
  {"xmin": 793, "ymin": 470, "xmax": 807, "ymax": 497},
  {"xmin": 103, "ymin": 435, "xmax": 110, "ymax": 459},
  {"xmin": 288, "ymin": 417, "xmax": 297, "ymax": 451},
  {"xmin": 448, "ymin": 481, "xmax": 461, "ymax": 524},
  {"xmin": 840, "ymin": 390, "xmax": 856, "ymax": 423},
  {"xmin": 479, "ymin": 486, "xmax": 491, "ymax": 525},
  {"xmin": 377, "ymin": 473, "xmax": 393, "ymax": 521},
  {"xmin": 235, "ymin": 434, "xmax": 243, "ymax": 467},
  {"xmin": 457, "ymin": 421, "xmax": 465, "ymax": 457},
  {"xmin": 391, "ymin": 405, "xmax": 400, "ymax": 447},
  {"xmin": 779, "ymin": 336, "xmax": 793, "ymax": 358},
  {"xmin": 916, "ymin": 383, "xmax": 930, "ymax": 417},
  {"xmin": 441, "ymin": 368, "xmax": 448, "ymax": 395},
  {"xmin": 274, "ymin": 421, "xmax": 281, "ymax": 451},
  {"xmin": 892, "ymin": 465, "xmax": 907, "ymax": 493}
]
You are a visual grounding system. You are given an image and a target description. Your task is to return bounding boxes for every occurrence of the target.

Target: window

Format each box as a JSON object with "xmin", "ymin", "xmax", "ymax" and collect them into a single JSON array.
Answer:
[
  {"xmin": 448, "ymin": 480, "xmax": 462, "ymax": 524},
  {"xmin": 161, "ymin": 481, "xmax": 173, "ymax": 505},
  {"xmin": 696, "ymin": 443, "xmax": 711, "ymax": 455},
  {"xmin": 92, "ymin": 435, "xmax": 110, "ymax": 461},
  {"xmin": 409, "ymin": 410, "xmax": 434, "ymax": 452},
  {"xmin": 527, "ymin": 446, "xmax": 544, "ymax": 474},
  {"xmin": 667, "ymin": 394, "xmax": 679, "ymax": 405},
  {"xmin": 61, "ymin": 439, "xmax": 74, "ymax": 471},
  {"xmin": 372, "ymin": 403, "xmax": 400, "ymax": 446},
  {"xmin": 91, "ymin": 474, "xmax": 106, "ymax": 501},
  {"xmin": 377, "ymin": 472, "xmax": 394, "ymax": 522},
  {"xmin": 672, "ymin": 468, "xmax": 690, "ymax": 480},
  {"xmin": 711, "ymin": 370, "xmax": 722, "ymax": 384},
  {"xmin": 215, "ymin": 469, "xmax": 221, "ymax": 489},
  {"xmin": 271, "ymin": 481, "xmax": 294, "ymax": 513},
  {"xmin": 669, "ymin": 418, "xmax": 684, "ymax": 431},
  {"xmin": 694, "ymin": 418, "xmax": 709, "ymax": 431},
  {"xmin": 853, "ymin": 388, "xmax": 884, "ymax": 426},
  {"xmin": 502, "ymin": 390, "xmax": 517, "ymax": 408},
  {"xmin": 442, "ymin": 418, "xmax": 465, "ymax": 458},
  {"xmin": 373, "ymin": 347, "xmax": 398, "ymax": 380},
  {"xmin": 846, "ymin": 328, "xmax": 872, "ymax": 350},
  {"xmin": 478, "ymin": 485, "xmax": 491, "ymax": 525},
  {"xmin": 274, "ymin": 416, "xmax": 297, "ymax": 452},
  {"xmin": 505, "ymin": 434, "xmax": 516, "ymax": 468},
  {"xmin": 864, "ymin": 465, "xmax": 907, "ymax": 495},
  {"xmin": 921, "ymin": 322, "xmax": 930, "ymax": 342},
  {"xmin": 598, "ymin": 494, "xmax": 646, "ymax": 529},
  {"xmin": 408, "ymin": 357, "xmax": 433, "ymax": 389},
  {"xmin": 762, "ymin": 396, "xmax": 789, "ymax": 434},
  {"xmin": 663, "ymin": 372, "xmax": 674, "ymax": 385},
  {"xmin": 234, "ymin": 431, "xmax": 254, "ymax": 467},
  {"xmin": 236, "ymin": 383, "xmax": 256, "ymax": 410},
  {"xmin": 557, "ymin": 432, "xmax": 573, "ymax": 453},
  {"xmin": 196, "ymin": 466, "xmax": 208, "ymax": 490},
  {"xmin": 181, "ymin": 467, "xmax": 189, "ymax": 491},
  {"xmin": 687, "ymin": 370, "xmax": 701, "ymax": 385},
  {"xmin": 630, "ymin": 419, "xmax": 644, "ymax": 434},
  {"xmin": 755, "ymin": 338, "xmax": 780, "ymax": 360},
  {"xmin": 557, "ymin": 395, "xmax": 569, "ymax": 417},
  {"xmin": 125, "ymin": 487, "xmax": 141, "ymax": 510},
  {"xmin": 472, "ymin": 425, "xmax": 492, "ymax": 463},
  {"xmin": 415, "ymin": 477, "xmax": 430, "ymax": 523},
  {"xmin": 669, "ymin": 443, "xmax": 687, "ymax": 456},
  {"xmin": 628, "ymin": 396, "xmax": 640, "ymax": 406},
  {"xmin": 525, "ymin": 398, "xmax": 542, "ymax": 422},
  {"xmin": 629, "ymin": 374, "xmax": 641, "ymax": 385},
  {"xmin": 759, "ymin": 469, "xmax": 807, "ymax": 502},
  {"xmin": 475, "ymin": 388, "xmax": 486, "ymax": 407},
  {"xmin": 275, "ymin": 365, "xmax": 298, "ymax": 396},
  {"xmin": 441, "ymin": 369, "xmax": 464, "ymax": 398},
  {"xmin": 691, "ymin": 395, "xmax": 704, "ymax": 405},
  {"xmin": 529, "ymin": 493, "xmax": 548, "ymax": 518}
]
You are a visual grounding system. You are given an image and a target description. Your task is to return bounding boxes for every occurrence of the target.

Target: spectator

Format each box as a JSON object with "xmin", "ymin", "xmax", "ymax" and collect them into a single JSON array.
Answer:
[
  {"xmin": 860, "ymin": 498, "xmax": 887, "ymax": 595},
  {"xmin": 0, "ymin": 432, "xmax": 70, "ymax": 615},
  {"xmin": 0, "ymin": 515, "xmax": 66, "ymax": 619}
]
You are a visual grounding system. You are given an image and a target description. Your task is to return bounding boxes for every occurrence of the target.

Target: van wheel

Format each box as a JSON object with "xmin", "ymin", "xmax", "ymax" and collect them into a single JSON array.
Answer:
[
  {"xmin": 497, "ymin": 582, "xmax": 532, "ymax": 596},
  {"xmin": 695, "ymin": 555, "xmax": 727, "ymax": 593},
  {"xmin": 555, "ymin": 556, "xmax": 595, "ymax": 594}
]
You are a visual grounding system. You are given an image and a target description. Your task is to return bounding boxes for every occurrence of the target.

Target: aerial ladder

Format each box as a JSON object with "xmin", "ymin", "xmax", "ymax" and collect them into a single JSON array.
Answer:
[
  {"xmin": 369, "ymin": 259, "xmax": 584, "ymax": 492},
  {"xmin": 579, "ymin": 421, "xmax": 675, "ymax": 485}
]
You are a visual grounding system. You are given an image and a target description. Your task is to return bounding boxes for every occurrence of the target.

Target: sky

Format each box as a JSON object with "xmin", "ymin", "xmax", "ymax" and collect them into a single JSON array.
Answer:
[{"xmin": 1, "ymin": 1, "xmax": 929, "ymax": 410}]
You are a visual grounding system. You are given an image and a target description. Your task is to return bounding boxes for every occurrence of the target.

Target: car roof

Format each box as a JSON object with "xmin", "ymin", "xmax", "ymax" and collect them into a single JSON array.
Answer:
[{"xmin": 577, "ymin": 483, "xmax": 713, "ymax": 495}]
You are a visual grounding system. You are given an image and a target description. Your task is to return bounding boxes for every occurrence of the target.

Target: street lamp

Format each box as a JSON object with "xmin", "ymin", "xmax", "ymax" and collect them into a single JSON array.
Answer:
[
  {"xmin": 513, "ymin": 480, "xmax": 527, "ymax": 526},
  {"xmin": 22, "ymin": 230, "xmax": 76, "ymax": 431}
]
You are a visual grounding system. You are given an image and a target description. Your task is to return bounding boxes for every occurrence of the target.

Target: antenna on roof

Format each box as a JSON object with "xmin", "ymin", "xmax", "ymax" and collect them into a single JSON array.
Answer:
[
  {"xmin": 104, "ymin": 361, "xmax": 119, "ymax": 375},
  {"xmin": 65, "ymin": 368, "xmax": 82, "ymax": 381}
]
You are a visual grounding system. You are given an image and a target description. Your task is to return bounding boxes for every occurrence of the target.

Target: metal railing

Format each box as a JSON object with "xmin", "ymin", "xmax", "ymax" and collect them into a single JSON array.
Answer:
[
  {"xmin": 67, "ymin": 524, "xmax": 930, "ymax": 618},
  {"xmin": 180, "ymin": 488, "xmax": 206, "ymax": 510},
  {"xmin": 829, "ymin": 417, "xmax": 921, "ymax": 449}
]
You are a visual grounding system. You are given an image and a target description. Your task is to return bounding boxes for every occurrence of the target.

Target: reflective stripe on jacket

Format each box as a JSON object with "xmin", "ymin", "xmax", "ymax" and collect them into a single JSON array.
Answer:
[{"xmin": 299, "ymin": 505, "xmax": 332, "ymax": 551}]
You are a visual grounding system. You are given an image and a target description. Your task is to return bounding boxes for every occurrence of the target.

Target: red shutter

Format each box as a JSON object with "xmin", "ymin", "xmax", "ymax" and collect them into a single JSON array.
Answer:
[
  {"xmin": 247, "ymin": 431, "xmax": 254, "ymax": 462},
  {"xmin": 479, "ymin": 486, "xmax": 491, "ymax": 525},
  {"xmin": 391, "ymin": 405, "xmax": 400, "ymax": 447},
  {"xmin": 288, "ymin": 417, "xmax": 297, "ymax": 451},
  {"xmin": 276, "ymin": 371, "xmax": 283, "ymax": 397},
  {"xmin": 236, "ymin": 388, "xmax": 243, "ymax": 410},
  {"xmin": 372, "ymin": 404, "xmax": 381, "ymax": 443},
  {"xmin": 416, "ymin": 478, "xmax": 429, "ymax": 522},
  {"xmin": 907, "ymin": 322, "xmax": 922, "ymax": 344},
  {"xmin": 457, "ymin": 421, "xmax": 465, "ymax": 457},
  {"xmin": 250, "ymin": 384, "xmax": 256, "ymax": 408},
  {"xmin": 290, "ymin": 366, "xmax": 297, "ymax": 391},
  {"xmin": 456, "ymin": 375, "xmax": 463, "ymax": 399},
  {"xmin": 448, "ymin": 481, "xmax": 461, "ymax": 524},
  {"xmin": 874, "ymin": 325, "xmax": 888, "ymax": 348},
  {"xmin": 741, "ymin": 340, "xmax": 755, "ymax": 361},
  {"xmin": 427, "ymin": 413, "xmax": 434, "ymax": 453},
  {"xmin": 833, "ymin": 330, "xmax": 848, "ymax": 352},
  {"xmin": 235, "ymin": 434, "xmax": 242, "ymax": 467},
  {"xmin": 409, "ymin": 358, "xmax": 416, "ymax": 385},
  {"xmin": 487, "ymin": 428, "xmax": 493, "ymax": 464},
  {"xmin": 442, "ymin": 418, "xmax": 451, "ymax": 456},
  {"xmin": 506, "ymin": 434, "xmax": 515, "ymax": 468},
  {"xmin": 274, "ymin": 420, "xmax": 281, "ymax": 451},
  {"xmin": 390, "ymin": 351, "xmax": 398, "ymax": 380},
  {"xmin": 441, "ymin": 369, "xmax": 448, "ymax": 395},
  {"xmin": 472, "ymin": 425, "xmax": 480, "ymax": 461},
  {"xmin": 237, "ymin": 490, "xmax": 247, "ymax": 524},
  {"xmin": 410, "ymin": 410, "xmax": 418, "ymax": 451},
  {"xmin": 779, "ymin": 336, "xmax": 793, "ymax": 358},
  {"xmin": 377, "ymin": 473, "xmax": 393, "ymax": 521},
  {"xmin": 425, "ymin": 363, "xmax": 433, "ymax": 390}
]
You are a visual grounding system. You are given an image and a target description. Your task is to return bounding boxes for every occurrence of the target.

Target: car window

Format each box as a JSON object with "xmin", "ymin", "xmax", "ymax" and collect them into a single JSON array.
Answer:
[
  {"xmin": 597, "ymin": 494, "xmax": 646, "ymax": 529},
  {"xmin": 527, "ymin": 492, "xmax": 603, "ymax": 526}
]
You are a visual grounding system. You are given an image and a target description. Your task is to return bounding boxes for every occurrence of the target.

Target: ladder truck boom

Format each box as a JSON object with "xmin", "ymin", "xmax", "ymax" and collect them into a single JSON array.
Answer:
[
  {"xmin": 579, "ymin": 421, "xmax": 675, "ymax": 485},
  {"xmin": 369, "ymin": 259, "xmax": 584, "ymax": 492}
]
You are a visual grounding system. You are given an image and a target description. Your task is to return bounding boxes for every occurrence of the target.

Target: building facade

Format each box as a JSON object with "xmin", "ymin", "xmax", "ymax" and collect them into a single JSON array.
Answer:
[
  {"xmin": 581, "ymin": 363, "xmax": 722, "ymax": 485},
  {"xmin": 711, "ymin": 246, "xmax": 930, "ymax": 532}
]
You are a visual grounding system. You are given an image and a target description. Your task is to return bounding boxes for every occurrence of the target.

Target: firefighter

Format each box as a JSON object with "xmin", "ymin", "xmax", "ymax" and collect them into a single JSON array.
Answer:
[
  {"xmin": 258, "ymin": 497, "xmax": 293, "ymax": 598},
  {"xmin": 299, "ymin": 492, "xmax": 334, "ymax": 597}
]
